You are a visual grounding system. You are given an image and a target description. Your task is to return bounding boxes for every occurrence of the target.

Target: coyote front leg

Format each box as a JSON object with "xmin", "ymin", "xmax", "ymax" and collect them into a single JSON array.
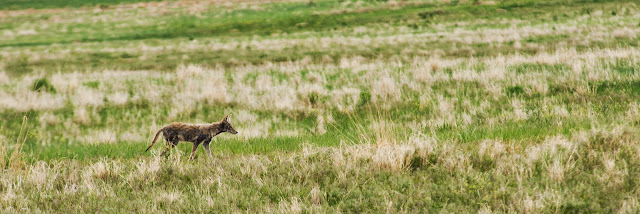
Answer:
[{"xmin": 203, "ymin": 142, "xmax": 213, "ymax": 160}]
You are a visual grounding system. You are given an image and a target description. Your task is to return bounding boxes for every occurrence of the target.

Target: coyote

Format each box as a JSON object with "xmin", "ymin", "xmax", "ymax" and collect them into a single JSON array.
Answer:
[{"xmin": 145, "ymin": 115, "xmax": 238, "ymax": 160}]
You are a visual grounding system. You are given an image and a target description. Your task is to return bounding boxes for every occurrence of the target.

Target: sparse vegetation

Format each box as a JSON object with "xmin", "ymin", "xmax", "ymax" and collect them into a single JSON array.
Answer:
[
  {"xmin": 31, "ymin": 77, "xmax": 56, "ymax": 93},
  {"xmin": 1, "ymin": 0, "xmax": 640, "ymax": 212}
]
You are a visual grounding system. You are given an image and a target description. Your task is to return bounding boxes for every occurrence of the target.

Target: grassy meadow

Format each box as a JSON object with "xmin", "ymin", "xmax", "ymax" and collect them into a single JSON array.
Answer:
[{"xmin": 1, "ymin": 0, "xmax": 640, "ymax": 212}]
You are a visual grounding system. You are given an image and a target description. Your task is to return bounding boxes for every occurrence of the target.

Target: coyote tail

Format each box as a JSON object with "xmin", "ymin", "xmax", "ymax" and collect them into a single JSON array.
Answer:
[{"xmin": 145, "ymin": 128, "xmax": 163, "ymax": 152}]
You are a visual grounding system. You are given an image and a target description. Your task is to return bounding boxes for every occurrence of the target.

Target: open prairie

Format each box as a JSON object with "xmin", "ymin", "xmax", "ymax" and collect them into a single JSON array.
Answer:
[{"xmin": 1, "ymin": 0, "xmax": 640, "ymax": 212}]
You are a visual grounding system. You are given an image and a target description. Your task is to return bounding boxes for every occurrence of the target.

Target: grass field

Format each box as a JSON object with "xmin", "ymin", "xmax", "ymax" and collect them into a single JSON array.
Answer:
[{"xmin": 1, "ymin": 0, "xmax": 640, "ymax": 212}]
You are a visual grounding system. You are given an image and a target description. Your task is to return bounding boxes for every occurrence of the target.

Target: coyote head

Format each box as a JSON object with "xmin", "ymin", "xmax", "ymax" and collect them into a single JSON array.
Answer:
[{"xmin": 220, "ymin": 115, "xmax": 238, "ymax": 134}]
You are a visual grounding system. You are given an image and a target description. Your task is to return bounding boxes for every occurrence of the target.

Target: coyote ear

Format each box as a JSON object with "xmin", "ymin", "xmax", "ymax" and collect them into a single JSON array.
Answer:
[{"xmin": 222, "ymin": 115, "xmax": 230, "ymax": 123}]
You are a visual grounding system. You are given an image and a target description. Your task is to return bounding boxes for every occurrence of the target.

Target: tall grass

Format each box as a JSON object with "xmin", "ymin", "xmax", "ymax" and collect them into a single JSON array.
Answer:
[{"xmin": 1, "ymin": 116, "xmax": 28, "ymax": 170}]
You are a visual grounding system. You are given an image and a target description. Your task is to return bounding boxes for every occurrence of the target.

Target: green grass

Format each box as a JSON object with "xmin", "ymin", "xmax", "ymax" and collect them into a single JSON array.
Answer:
[
  {"xmin": 22, "ymin": 133, "xmax": 349, "ymax": 162},
  {"xmin": 0, "ymin": 0, "xmax": 631, "ymax": 48},
  {"xmin": 1, "ymin": 0, "xmax": 640, "ymax": 212},
  {"xmin": 1, "ymin": 0, "xmax": 636, "ymax": 75},
  {"xmin": 0, "ymin": 0, "xmax": 162, "ymax": 10}
]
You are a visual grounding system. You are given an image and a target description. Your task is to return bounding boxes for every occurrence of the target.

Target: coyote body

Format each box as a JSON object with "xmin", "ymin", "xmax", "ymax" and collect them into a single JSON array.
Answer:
[{"xmin": 146, "ymin": 115, "xmax": 238, "ymax": 160}]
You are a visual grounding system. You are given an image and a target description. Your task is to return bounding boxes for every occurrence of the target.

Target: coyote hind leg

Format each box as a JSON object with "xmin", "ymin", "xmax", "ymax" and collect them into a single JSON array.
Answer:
[{"xmin": 160, "ymin": 137, "xmax": 178, "ymax": 157}]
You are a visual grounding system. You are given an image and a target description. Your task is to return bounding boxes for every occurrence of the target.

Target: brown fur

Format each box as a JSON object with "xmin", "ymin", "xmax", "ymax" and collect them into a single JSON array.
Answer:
[{"xmin": 145, "ymin": 115, "xmax": 238, "ymax": 160}]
